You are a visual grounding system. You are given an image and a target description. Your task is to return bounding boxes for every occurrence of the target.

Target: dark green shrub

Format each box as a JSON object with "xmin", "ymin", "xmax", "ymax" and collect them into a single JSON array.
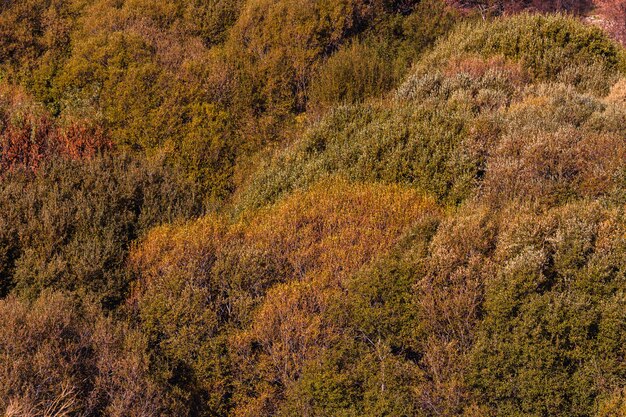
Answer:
[
  {"xmin": 469, "ymin": 203, "xmax": 626, "ymax": 417},
  {"xmin": 308, "ymin": 0, "xmax": 459, "ymax": 112},
  {"xmin": 308, "ymin": 41, "xmax": 396, "ymax": 111},
  {"xmin": 0, "ymin": 153, "xmax": 199, "ymax": 307}
]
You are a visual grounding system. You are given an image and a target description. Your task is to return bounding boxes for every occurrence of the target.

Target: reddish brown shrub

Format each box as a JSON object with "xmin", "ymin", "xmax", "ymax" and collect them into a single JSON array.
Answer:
[
  {"xmin": 596, "ymin": 0, "xmax": 626, "ymax": 44},
  {"xmin": 56, "ymin": 118, "xmax": 111, "ymax": 161},
  {"xmin": 0, "ymin": 84, "xmax": 111, "ymax": 173},
  {"xmin": 415, "ymin": 205, "xmax": 497, "ymax": 415},
  {"xmin": 0, "ymin": 84, "xmax": 55, "ymax": 172}
]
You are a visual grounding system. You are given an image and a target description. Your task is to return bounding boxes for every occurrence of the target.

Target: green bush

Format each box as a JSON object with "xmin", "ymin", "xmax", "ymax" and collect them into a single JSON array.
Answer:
[
  {"xmin": 0, "ymin": 153, "xmax": 199, "ymax": 307},
  {"xmin": 308, "ymin": 0, "xmax": 458, "ymax": 111},
  {"xmin": 469, "ymin": 202, "xmax": 626, "ymax": 417},
  {"xmin": 237, "ymin": 71, "xmax": 515, "ymax": 211},
  {"xmin": 416, "ymin": 13, "xmax": 626, "ymax": 94},
  {"xmin": 280, "ymin": 220, "xmax": 439, "ymax": 417},
  {"xmin": 308, "ymin": 41, "xmax": 396, "ymax": 111},
  {"xmin": 183, "ymin": 0, "xmax": 244, "ymax": 45}
]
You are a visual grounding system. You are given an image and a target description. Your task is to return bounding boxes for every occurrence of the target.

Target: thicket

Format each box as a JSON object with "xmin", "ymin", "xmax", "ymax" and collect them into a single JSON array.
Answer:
[
  {"xmin": 236, "ymin": 71, "xmax": 515, "ymax": 211},
  {"xmin": 0, "ymin": 291, "xmax": 167, "ymax": 417},
  {"xmin": 2, "ymin": 3, "xmax": 626, "ymax": 417},
  {"xmin": 414, "ymin": 13, "xmax": 626, "ymax": 94},
  {"xmin": 0, "ymin": 0, "xmax": 460, "ymax": 205},
  {"xmin": 0, "ymin": 154, "xmax": 200, "ymax": 306},
  {"xmin": 0, "ymin": 83, "xmax": 110, "ymax": 172},
  {"xmin": 128, "ymin": 180, "xmax": 438, "ymax": 416}
]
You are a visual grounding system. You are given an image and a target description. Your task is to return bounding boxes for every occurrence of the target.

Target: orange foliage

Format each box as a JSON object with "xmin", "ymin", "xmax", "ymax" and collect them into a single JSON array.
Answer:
[
  {"xmin": 0, "ymin": 84, "xmax": 54, "ymax": 171},
  {"xmin": 130, "ymin": 215, "xmax": 227, "ymax": 285},
  {"xmin": 130, "ymin": 179, "xmax": 441, "ymax": 416},
  {"xmin": 230, "ymin": 180, "xmax": 440, "ymax": 415},
  {"xmin": 131, "ymin": 178, "xmax": 439, "ymax": 308},
  {"xmin": 242, "ymin": 179, "xmax": 440, "ymax": 286},
  {"xmin": 231, "ymin": 280, "xmax": 333, "ymax": 417}
]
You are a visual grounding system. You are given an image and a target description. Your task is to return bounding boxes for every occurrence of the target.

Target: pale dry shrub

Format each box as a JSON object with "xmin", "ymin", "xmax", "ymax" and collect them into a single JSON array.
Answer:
[{"xmin": 415, "ymin": 204, "xmax": 497, "ymax": 415}]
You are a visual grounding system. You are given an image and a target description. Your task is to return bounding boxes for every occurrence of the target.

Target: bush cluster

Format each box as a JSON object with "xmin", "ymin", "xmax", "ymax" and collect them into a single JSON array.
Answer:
[{"xmin": 2, "ymin": 5, "xmax": 626, "ymax": 417}]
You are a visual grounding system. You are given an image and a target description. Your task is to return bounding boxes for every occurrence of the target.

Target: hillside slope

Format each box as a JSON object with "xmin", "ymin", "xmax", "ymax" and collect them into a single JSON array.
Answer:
[{"xmin": 1, "ymin": 5, "xmax": 626, "ymax": 417}]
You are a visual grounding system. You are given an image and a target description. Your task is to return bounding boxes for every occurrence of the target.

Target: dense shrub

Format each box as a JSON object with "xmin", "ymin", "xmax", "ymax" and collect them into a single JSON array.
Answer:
[
  {"xmin": 308, "ymin": 41, "xmax": 396, "ymax": 111},
  {"xmin": 0, "ymin": 154, "xmax": 199, "ymax": 307},
  {"xmin": 417, "ymin": 13, "xmax": 626, "ymax": 94},
  {"xmin": 224, "ymin": 0, "xmax": 379, "ymax": 114},
  {"xmin": 130, "ymin": 180, "xmax": 439, "ymax": 416},
  {"xmin": 469, "ymin": 202, "xmax": 626, "ymax": 416},
  {"xmin": 54, "ymin": 29, "xmax": 174, "ymax": 150},
  {"xmin": 482, "ymin": 84, "xmax": 626, "ymax": 205},
  {"xmin": 308, "ymin": 0, "xmax": 458, "ymax": 112},
  {"xmin": 0, "ymin": 0, "xmax": 77, "ymax": 71},
  {"xmin": 0, "ymin": 291, "xmax": 169, "ymax": 417},
  {"xmin": 2, "ymin": 5, "xmax": 626, "ymax": 417},
  {"xmin": 237, "ymin": 71, "xmax": 515, "ymax": 211},
  {"xmin": 0, "ymin": 83, "xmax": 56, "ymax": 171},
  {"xmin": 0, "ymin": 83, "xmax": 110, "ymax": 172},
  {"xmin": 183, "ymin": 0, "xmax": 244, "ymax": 45}
]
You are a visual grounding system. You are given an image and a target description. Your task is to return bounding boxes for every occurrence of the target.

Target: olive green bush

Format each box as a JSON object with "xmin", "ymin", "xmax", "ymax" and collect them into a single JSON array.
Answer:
[
  {"xmin": 308, "ymin": 0, "xmax": 458, "ymax": 112},
  {"xmin": 469, "ymin": 202, "xmax": 626, "ymax": 417},
  {"xmin": 415, "ymin": 13, "xmax": 626, "ymax": 94},
  {"xmin": 0, "ymin": 154, "xmax": 199, "ymax": 307},
  {"xmin": 237, "ymin": 71, "xmax": 516, "ymax": 211},
  {"xmin": 2, "ymin": 5, "xmax": 626, "ymax": 417}
]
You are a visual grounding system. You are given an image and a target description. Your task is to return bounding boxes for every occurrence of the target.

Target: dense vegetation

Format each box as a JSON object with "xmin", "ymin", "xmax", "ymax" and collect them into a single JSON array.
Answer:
[{"xmin": 1, "ymin": 1, "xmax": 626, "ymax": 416}]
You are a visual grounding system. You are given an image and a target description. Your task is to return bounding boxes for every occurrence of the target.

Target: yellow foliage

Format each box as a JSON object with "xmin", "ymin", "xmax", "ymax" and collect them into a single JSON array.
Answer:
[
  {"xmin": 130, "ymin": 178, "xmax": 440, "ymax": 415},
  {"xmin": 597, "ymin": 388, "xmax": 626, "ymax": 417},
  {"xmin": 228, "ymin": 179, "xmax": 439, "ymax": 414},
  {"xmin": 605, "ymin": 77, "xmax": 626, "ymax": 104}
]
